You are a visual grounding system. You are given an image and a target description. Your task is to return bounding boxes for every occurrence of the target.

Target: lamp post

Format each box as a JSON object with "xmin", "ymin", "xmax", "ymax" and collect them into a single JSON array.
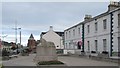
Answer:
[
  {"xmin": 18, "ymin": 28, "xmax": 21, "ymax": 46},
  {"xmin": 18, "ymin": 28, "xmax": 21, "ymax": 53},
  {"xmin": 14, "ymin": 28, "xmax": 21, "ymax": 54},
  {"xmin": 12, "ymin": 21, "xmax": 21, "ymax": 54}
]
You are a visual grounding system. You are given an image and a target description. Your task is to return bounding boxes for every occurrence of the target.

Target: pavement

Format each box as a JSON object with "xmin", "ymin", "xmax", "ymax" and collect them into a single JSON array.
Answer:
[
  {"xmin": 2, "ymin": 54, "xmax": 36, "ymax": 66},
  {"xmin": 2, "ymin": 54, "xmax": 119, "ymax": 66},
  {"xmin": 110, "ymin": 56, "xmax": 120, "ymax": 59},
  {"xmin": 58, "ymin": 56, "xmax": 118, "ymax": 66}
]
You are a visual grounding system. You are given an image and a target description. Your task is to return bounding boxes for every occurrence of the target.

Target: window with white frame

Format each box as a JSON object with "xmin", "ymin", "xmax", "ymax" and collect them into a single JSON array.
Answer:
[
  {"xmin": 73, "ymin": 29, "xmax": 75, "ymax": 36},
  {"xmin": 66, "ymin": 32, "xmax": 67, "ymax": 39},
  {"xmin": 69, "ymin": 31, "xmax": 71, "ymax": 38},
  {"xmin": 69, "ymin": 42, "xmax": 71, "ymax": 49},
  {"xmin": 78, "ymin": 28, "xmax": 80, "ymax": 35},
  {"xmin": 95, "ymin": 22, "xmax": 98, "ymax": 32},
  {"xmin": 118, "ymin": 14, "xmax": 120, "ymax": 27},
  {"xmin": 87, "ymin": 41, "xmax": 90, "ymax": 52},
  {"xmin": 103, "ymin": 19, "xmax": 107, "ymax": 29},
  {"xmin": 65, "ymin": 43, "xmax": 67, "ymax": 49},
  {"xmin": 87, "ymin": 25, "xmax": 90, "ymax": 33},
  {"xmin": 95, "ymin": 40, "xmax": 98, "ymax": 52},
  {"xmin": 103, "ymin": 39, "xmax": 107, "ymax": 51}
]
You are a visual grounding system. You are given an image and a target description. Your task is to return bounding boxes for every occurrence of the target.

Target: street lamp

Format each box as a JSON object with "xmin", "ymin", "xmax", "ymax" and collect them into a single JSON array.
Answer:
[
  {"xmin": 18, "ymin": 28, "xmax": 21, "ymax": 45},
  {"xmin": 14, "ymin": 28, "xmax": 21, "ymax": 54},
  {"xmin": 12, "ymin": 21, "xmax": 21, "ymax": 54},
  {"xmin": 18, "ymin": 28, "xmax": 21, "ymax": 53}
]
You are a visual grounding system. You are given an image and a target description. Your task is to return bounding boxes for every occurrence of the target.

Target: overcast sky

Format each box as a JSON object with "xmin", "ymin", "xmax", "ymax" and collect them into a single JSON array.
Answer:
[{"xmin": 1, "ymin": 1, "xmax": 119, "ymax": 46}]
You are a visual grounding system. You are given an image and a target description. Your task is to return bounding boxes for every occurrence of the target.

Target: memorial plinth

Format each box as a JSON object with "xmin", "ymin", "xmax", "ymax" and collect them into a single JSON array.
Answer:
[{"xmin": 34, "ymin": 39, "xmax": 57, "ymax": 63}]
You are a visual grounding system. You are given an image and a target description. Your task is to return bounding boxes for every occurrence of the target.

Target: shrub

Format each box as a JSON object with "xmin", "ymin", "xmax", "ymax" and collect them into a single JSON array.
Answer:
[
  {"xmin": 2, "ymin": 49, "xmax": 9, "ymax": 56},
  {"xmin": 102, "ymin": 51, "xmax": 108, "ymax": 54},
  {"xmin": 0, "ymin": 64, "xmax": 3, "ymax": 68},
  {"xmin": 38, "ymin": 61, "xmax": 64, "ymax": 65},
  {"xmin": 91, "ymin": 51, "xmax": 96, "ymax": 53},
  {"xmin": 81, "ymin": 51, "xmax": 84, "ymax": 52}
]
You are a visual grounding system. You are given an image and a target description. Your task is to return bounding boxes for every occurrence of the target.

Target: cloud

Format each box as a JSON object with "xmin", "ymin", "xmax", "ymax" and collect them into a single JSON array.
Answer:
[
  {"xmin": 2, "ymin": 0, "xmax": 120, "ymax": 2},
  {"xmin": 2, "ymin": 2, "xmax": 110, "ymax": 45}
]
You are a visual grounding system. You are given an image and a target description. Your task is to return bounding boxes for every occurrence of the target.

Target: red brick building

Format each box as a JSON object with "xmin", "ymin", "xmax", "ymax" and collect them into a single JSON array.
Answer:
[{"xmin": 27, "ymin": 34, "xmax": 36, "ymax": 52}]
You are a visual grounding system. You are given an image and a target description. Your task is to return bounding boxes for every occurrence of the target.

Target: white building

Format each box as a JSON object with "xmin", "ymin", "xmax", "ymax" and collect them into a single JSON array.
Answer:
[
  {"xmin": 64, "ymin": 23, "xmax": 83, "ymax": 54},
  {"xmin": 40, "ymin": 26, "xmax": 64, "ymax": 54},
  {"xmin": 84, "ymin": 2, "xmax": 120, "ymax": 57},
  {"xmin": 64, "ymin": 2, "xmax": 120, "ymax": 57}
]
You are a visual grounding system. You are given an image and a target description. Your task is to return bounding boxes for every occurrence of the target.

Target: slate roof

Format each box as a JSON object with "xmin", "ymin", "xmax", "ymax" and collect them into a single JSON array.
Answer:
[
  {"xmin": 41, "ymin": 31, "xmax": 64, "ymax": 37},
  {"xmin": 29, "ymin": 34, "xmax": 34, "ymax": 39}
]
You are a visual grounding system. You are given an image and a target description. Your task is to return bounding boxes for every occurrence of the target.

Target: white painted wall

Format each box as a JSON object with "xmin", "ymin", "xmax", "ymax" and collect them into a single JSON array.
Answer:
[
  {"xmin": 64, "ymin": 24, "xmax": 83, "ymax": 54},
  {"xmin": 84, "ymin": 14, "xmax": 111, "ymax": 54},
  {"xmin": 42, "ymin": 30, "xmax": 64, "ymax": 49},
  {"xmin": 64, "ymin": 6, "xmax": 120, "ymax": 56},
  {"xmin": 84, "ymin": 9, "xmax": 119, "ymax": 56}
]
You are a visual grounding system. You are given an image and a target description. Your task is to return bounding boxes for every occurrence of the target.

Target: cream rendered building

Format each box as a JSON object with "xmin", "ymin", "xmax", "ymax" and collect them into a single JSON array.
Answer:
[{"xmin": 41, "ymin": 26, "xmax": 64, "ymax": 54}]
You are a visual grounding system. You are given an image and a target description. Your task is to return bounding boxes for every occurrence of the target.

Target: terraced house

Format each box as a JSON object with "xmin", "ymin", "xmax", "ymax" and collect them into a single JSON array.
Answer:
[{"xmin": 64, "ymin": 2, "xmax": 120, "ymax": 57}]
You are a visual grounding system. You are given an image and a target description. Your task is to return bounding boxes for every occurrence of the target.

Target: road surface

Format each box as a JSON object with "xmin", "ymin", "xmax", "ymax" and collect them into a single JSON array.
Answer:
[{"xmin": 2, "ymin": 54, "xmax": 118, "ymax": 66}]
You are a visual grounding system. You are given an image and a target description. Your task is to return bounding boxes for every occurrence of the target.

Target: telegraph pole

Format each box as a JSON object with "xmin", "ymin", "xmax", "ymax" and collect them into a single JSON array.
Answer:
[{"xmin": 15, "ymin": 21, "xmax": 17, "ymax": 46}]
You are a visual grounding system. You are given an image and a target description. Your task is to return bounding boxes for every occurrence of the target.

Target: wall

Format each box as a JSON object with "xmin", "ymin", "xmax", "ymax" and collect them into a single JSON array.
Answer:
[
  {"xmin": 42, "ymin": 30, "xmax": 64, "ymax": 49},
  {"xmin": 64, "ymin": 24, "xmax": 83, "ymax": 54}
]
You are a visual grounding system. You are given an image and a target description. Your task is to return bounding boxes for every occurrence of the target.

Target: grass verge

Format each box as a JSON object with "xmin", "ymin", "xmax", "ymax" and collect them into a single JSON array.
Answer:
[{"xmin": 38, "ymin": 60, "xmax": 64, "ymax": 65}]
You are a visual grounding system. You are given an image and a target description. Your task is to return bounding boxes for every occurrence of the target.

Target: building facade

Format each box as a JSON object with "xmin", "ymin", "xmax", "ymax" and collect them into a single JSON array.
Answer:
[
  {"xmin": 40, "ymin": 26, "xmax": 64, "ymax": 54},
  {"xmin": 64, "ymin": 23, "xmax": 83, "ymax": 54},
  {"xmin": 64, "ymin": 2, "xmax": 120, "ymax": 57}
]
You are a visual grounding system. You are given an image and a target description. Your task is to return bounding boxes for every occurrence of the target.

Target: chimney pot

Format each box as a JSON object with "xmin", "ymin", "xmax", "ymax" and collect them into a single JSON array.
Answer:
[
  {"xmin": 84, "ymin": 14, "xmax": 92, "ymax": 21},
  {"xmin": 49, "ymin": 26, "xmax": 53, "ymax": 31},
  {"xmin": 108, "ymin": 1, "xmax": 120, "ymax": 11}
]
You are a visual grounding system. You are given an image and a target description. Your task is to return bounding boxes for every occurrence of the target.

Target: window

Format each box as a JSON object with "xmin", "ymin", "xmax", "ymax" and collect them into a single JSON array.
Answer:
[
  {"xmin": 103, "ymin": 19, "xmax": 107, "ymax": 29},
  {"xmin": 73, "ymin": 29, "xmax": 75, "ymax": 36},
  {"xmin": 87, "ymin": 25, "xmax": 90, "ymax": 33},
  {"xmin": 95, "ymin": 40, "xmax": 98, "ymax": 52},
  {"xmin": 95, "ymin": 22, "xmax": 98, "ymax": 32},
  {"xmin": 69, "ymin": 31, "xmax": 71, "ymax": 38},
  {"xmin": 118, "ymin": 14, "xmax": 120, "ymax": 27},
  {"xmin": 66, "ymin": 32, "xmax": 67, "ymax": 39},
  {"xmin": 87, "ymin": 41, "xmax": 90, "ymax": 51},
  {"xmin": 103, "ymin": 39, "xmax": 107, "ymax": 51},
  {"xmin": 69, "ymin": 42, "xmax": 71, "ymax": 49},
  {"xmin": 78, "ymin": 28, "xmax": 80, "ymax": 35},
  {"xmin": 65, "ymin": 43, "xmax": 67, "ymax": 49}
]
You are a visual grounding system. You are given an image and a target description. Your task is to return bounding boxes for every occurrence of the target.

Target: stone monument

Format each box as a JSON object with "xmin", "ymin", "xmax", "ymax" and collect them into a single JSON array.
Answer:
[{"xmin": 34, "ymin": 38, "xmax": 57, "ymax": 63}]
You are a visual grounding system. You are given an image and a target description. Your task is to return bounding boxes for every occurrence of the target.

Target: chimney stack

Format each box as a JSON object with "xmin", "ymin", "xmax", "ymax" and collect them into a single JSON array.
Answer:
[
  {"xmin": 49, "ymin": 26, "xmax": 53, "ymax": 31},
  {"xmin": 84, "ymin": 15, "xmax": 92, "ymax": 21},
  {"xmin": 108, "ymin": 1, "xmax": 120, "ymax": 11}
]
